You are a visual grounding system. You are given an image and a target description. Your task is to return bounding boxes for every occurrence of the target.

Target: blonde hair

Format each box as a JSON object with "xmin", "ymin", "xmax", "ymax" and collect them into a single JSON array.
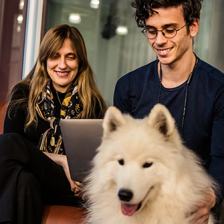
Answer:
[{"xmin": 9, "ymin": 24, "xmax": 107, "ymax": 130}]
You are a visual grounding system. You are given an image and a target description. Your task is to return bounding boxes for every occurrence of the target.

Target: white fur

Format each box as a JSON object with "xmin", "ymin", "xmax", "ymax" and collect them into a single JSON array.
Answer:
[{"xmin": 83, "ymin": 104, "xmax": 216, "ymax": 224}]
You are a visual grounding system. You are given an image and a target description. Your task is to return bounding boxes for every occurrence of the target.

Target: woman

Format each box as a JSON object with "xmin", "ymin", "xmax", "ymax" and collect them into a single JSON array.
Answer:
[{"xmin": 0, "ymin": 24, "xmax": 107, "ymax": 224}]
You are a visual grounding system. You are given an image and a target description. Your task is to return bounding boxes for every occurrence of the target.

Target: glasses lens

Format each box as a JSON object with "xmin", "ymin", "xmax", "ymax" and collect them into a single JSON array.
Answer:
[
  {"xmin": 142, "ymin": 29, "xmax": 148, "ymax": 38},
  {"xmin": 142, "ymin": 27, "xmax": 178, "ymax": 39},
  {"xmin": 146, "ymin": 28, "xmax": 157, "ymax": 39},
  {"xmin": 163, "ymin": 28, "xmax": 177, "ymax": 38}
]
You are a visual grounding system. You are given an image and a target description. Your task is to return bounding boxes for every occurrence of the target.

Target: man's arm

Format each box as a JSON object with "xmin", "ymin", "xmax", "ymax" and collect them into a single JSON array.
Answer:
[
  {"xmin": 208, "ymin": 85, "xmax": 224, "ymax": 203},
  {"xmin": 191, "ymin": 85, "xmax": 224, "ymax": 224}
]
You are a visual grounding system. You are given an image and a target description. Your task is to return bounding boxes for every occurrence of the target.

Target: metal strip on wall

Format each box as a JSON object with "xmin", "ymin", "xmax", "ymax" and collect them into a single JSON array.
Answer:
[{"xmin": 22, "ymin": 0, "xmax": 44, "ymax": 78}]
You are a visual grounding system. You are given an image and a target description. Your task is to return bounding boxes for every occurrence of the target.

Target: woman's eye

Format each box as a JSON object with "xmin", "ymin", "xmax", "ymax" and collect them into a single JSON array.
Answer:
[
  {"xmin": 118, "ymin": 159, "xmax": 124, "ymax": 166},
  {"xmin": 67, "ymin": 56, "xmax": 75, "ymax": 60},
  {"xmin": 66, "ymin": 54, "xmax": 76, "ymax": 60},
  {"xmin": 143, "ymin": 162, "xmax": 153, "ymax": 168}
]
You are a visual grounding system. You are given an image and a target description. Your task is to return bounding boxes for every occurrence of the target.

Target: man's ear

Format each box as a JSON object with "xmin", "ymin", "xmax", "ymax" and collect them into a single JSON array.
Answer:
[{"xmin": 189, "ymin": 18, "xmax": 200, "ymax": 38}]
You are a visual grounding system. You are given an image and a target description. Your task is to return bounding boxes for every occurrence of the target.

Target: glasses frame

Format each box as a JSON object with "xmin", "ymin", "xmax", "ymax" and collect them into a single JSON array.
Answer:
[{"xmin": 142, "ymin": 24, "xmax": 188, "ymax": 39}]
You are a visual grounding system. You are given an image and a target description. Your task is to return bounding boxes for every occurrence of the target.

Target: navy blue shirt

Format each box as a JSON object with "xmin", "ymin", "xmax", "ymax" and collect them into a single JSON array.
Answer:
[{"xmin": 114, "ymin": 58, "xmax": 224, "ymax": 202}]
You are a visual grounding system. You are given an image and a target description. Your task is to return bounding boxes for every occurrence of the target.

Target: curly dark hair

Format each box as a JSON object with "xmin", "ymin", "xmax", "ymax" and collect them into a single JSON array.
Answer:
[{"xmin": 131, "ymin": 0, "xmax": 203, "ymax": 28}]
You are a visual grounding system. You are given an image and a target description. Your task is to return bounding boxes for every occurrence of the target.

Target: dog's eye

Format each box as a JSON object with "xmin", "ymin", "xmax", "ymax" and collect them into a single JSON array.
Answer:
[
  {"xmin": 143, "ymin": 162, "xmax": 153, "ymax": 168},
  {"xmin": 118, "ymin": 159, "xmax": 124, "ymax": 166}
]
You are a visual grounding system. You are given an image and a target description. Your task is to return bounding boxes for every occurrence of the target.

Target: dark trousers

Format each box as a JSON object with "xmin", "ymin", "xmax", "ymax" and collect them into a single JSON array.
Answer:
[
  {"xmin": 212, "ymin": 201, "xmax": 224, "ymax": 224},
  {"xmin": 0, "ymin": 133, "xmax": 80, "ymax": 224}
]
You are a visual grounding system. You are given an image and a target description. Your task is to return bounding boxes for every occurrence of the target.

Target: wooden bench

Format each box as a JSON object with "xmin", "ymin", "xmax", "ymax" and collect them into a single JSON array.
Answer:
[{"xmin": 41, "ymin": 205, "xmax": 86, "ymax": 224}]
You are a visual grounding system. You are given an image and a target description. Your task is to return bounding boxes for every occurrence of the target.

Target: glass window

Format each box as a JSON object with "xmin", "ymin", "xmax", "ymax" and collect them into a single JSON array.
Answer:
[
  {"xmin": 44, "ymin": 0, "xmax": 224, "ymax": 106},
  {"xmin": 0, "ymin": 0, "xmax": 27, "ymax": 103},
  {"xmin": 194, "ymin": 0, "xmax": 224, "ymax": 72},
  {"xmin": 44, "ymin": 0, "xmax": 155, "ymax": 106}
]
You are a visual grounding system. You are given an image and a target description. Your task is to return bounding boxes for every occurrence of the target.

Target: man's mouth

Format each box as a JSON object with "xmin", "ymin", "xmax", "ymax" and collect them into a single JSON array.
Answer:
[{"xmin": 156, "ymin": 47, "xmax": 174, "ymax": 55}]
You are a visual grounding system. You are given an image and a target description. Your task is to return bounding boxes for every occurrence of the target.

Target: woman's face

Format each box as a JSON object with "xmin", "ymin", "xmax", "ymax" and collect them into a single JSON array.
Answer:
[{"xmin": 47, "ymin": 38, "xmax": 79, "ymax": 93}]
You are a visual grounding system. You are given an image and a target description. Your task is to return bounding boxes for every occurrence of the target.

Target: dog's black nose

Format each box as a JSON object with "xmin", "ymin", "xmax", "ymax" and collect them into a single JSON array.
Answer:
[{"xmin": 118, "ymin": 189, "xmax": 133, "ymax": 202}]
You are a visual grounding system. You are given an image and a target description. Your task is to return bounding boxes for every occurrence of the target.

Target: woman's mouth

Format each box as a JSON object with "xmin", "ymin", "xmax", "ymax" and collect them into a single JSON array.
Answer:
[{"xmin": 55, "ymin": 71, "xmax": 70, "ymax": 77}]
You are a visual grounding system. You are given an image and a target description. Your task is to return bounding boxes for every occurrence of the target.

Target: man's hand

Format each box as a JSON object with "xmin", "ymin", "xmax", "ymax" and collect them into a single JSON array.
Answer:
[{"xmin": 190, "ymin": 188, "xmax": 216, "ymax": 224}]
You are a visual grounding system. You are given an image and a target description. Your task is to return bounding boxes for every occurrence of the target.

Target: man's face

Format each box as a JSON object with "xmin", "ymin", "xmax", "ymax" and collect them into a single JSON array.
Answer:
[{"xmin": 145, "ymin": 6, "xmax": 197, "ymax": 66}]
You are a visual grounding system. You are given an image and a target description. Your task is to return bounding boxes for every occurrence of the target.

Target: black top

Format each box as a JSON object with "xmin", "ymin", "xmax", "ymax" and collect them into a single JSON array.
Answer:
[
  {"xmin": 4, "ymin": 84, "xmax": 102, "ymax": 147},
  {"xmin": 114, "ymin": 58, "xmax": 224, "ymax": 203}
]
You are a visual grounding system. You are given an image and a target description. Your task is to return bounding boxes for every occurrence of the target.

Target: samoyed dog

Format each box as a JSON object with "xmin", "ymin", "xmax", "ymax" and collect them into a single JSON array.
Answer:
[{"xmin": 84, "ymin": 104, "xmax": 216, "ymax": 224}]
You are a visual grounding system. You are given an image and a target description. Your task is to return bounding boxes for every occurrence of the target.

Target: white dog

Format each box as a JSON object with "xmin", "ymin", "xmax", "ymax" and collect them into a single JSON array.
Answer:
[{"xmin": 84, "ymin": 104, "xmax": 216, "ymax": 224}]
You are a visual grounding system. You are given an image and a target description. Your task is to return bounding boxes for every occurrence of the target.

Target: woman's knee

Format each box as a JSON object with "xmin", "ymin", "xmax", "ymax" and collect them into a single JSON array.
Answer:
[
  {"xmin": 0, "ymin": 133, "xmax": 29, "ymax": 161},
  {"xmin": 0, "ymin": 132, "xmax": 22, "ymax": 141},
  {"xmin": 0, "ymin": 134, "xmax": 31, "ymax": 173},
  {"xmin": 0, "ymin": 133, "xmax": 25, "ymax": 152}
]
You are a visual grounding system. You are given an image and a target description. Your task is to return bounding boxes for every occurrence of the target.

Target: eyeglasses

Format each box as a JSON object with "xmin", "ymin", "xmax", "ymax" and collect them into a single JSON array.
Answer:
[{"xmin": 142, "ymin": 24, "xmax": 187, "ymax": 39}]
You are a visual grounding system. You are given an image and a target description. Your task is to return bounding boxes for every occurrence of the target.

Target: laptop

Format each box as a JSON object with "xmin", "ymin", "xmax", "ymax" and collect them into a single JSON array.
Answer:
[{"xmin": 60, "ymin": 119, "xmax": 103, "ymax": 182}]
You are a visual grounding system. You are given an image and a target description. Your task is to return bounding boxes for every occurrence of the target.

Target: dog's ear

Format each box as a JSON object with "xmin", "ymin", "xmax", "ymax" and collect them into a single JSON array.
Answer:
[
  {"xmin": 103, "ymin": 106, "xmax": 126, "ymax": 138},
  {"xmin": 148, "ymin": 104, "xmax": 175, "ymax": 138}
]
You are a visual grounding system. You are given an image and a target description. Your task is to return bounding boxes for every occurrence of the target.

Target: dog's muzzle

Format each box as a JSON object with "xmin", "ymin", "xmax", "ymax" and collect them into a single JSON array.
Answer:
[
  {"xmin": 118, "ymin": 189, "xmax": 142, "ymax": 216},
  {"xmin": 118, "ymin": 189, "xmax": 133, "ymax": 202}
]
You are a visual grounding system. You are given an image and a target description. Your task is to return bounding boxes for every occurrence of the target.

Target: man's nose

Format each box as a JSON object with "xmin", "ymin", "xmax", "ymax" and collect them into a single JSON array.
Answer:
[{"xmin": 155, "ymin": 31, "xmax": 167, "ymax": 45}]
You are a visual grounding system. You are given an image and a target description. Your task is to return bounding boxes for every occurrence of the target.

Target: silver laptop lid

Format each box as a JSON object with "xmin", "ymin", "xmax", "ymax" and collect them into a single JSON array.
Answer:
[{"xmin": 60, "ymin": 119, "xmax": 103, "ymax": 182}]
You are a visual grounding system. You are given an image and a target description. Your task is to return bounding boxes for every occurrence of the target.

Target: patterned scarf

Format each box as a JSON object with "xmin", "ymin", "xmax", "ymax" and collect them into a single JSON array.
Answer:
[{"xmin": 36, "ymin": 80, "xmax": 83, "ymax": 154}]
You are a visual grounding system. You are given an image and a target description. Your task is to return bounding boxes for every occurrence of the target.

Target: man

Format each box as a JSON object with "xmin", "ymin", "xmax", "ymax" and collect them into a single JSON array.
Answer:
[{"xmin": 113, "ymin": 0, "xmax": 224, "ymax": 223}]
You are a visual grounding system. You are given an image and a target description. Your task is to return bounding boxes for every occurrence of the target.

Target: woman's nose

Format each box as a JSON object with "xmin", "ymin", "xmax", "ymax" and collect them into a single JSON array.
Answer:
[{"xmin": 58, "ymin": 57, "xmax": 67, "ymax": 69}]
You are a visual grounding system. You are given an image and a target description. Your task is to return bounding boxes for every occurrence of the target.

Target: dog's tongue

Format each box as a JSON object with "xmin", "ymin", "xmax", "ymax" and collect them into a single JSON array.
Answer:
[{"xmin": 121, "ymin": 203, "xmax": 139, "ymax": 216}]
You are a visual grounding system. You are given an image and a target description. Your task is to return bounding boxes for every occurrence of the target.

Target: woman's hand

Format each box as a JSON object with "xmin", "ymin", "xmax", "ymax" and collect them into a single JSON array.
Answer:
[
  {"xmin": 190, "ymin": 188, "xmax": 216, "ymax": 224},
  {"xmin": 43, "ymin": 152, "xmax": 83, "ymax": 196},
  {"xmin": 72, "ymin": 181, "xmax": 83, "ymax": 197},
  {"xmin": 60, "ymin": 155, "xmax": 83, "ymax": 196}
]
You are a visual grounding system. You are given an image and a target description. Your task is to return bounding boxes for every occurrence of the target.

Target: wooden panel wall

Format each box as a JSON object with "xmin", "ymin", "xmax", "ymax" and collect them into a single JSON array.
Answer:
[{"xmin": 0, "ymin": 102, "xmax": 7, "ymax": 134}]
